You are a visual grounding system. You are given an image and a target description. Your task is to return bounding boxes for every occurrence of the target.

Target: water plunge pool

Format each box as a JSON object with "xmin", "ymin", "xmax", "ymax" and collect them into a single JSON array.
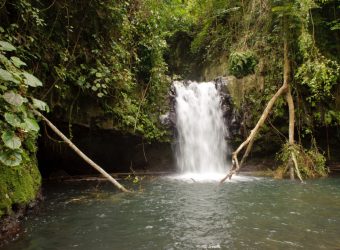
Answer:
[{"xmin": 2, "ymin": 176, "xmax": 340, "ymax": 250}]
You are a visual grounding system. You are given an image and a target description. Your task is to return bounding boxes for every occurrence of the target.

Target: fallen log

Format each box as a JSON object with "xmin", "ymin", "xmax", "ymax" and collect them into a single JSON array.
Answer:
[{"xmin": 31, "ymin": 108, "xmax": 130, "ymax": 193}]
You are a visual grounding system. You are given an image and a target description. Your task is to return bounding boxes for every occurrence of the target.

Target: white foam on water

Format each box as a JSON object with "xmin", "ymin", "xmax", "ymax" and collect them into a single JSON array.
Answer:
[
  {"xmin": 169, "ymin": 172, "xmax": 226, "ymax": 182},
  {"xmin": 167, "ymin": 173, "xmax": 261, "ymax": 183}
]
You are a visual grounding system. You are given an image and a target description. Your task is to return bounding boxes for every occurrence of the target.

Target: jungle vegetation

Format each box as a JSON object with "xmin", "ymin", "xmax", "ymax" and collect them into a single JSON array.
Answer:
[{"xmin": 0, "ymin": 0, "xmax": 339, "ymax": 215}]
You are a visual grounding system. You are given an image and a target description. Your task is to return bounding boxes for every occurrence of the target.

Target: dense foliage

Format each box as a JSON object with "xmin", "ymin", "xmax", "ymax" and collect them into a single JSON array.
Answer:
[
  {"xmin": 228, "ymin": 51, "xmax": 258, "ymax": 78},
  {"xmin": 275, "ymin": 141, "xmax": 328, "ymax": 179},
  {"xmin": 0, "ymin": 0, "xmax": 195, "ymax": 141},
  {"xmin": 0, "ymin": 41, "xmax": 47, "ymax": 167},
  {"xmin": 0, "ymin": 41, "xmax": 45, "ymax": 216}
]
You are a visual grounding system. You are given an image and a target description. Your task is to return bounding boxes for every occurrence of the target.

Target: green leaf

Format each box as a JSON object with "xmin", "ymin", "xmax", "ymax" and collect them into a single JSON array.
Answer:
[
  {"xmin": 2, "ymin": 131, "xmax": 21, "ymax": 149},
  {"xmin": 4, "ymin": 113, "xmax": 22, "ymax": 127},
  {"xmin": 0, "ymin": 85, "xmax": 7, "ymax": 91},
  {"xmin": 24, "ymin": 136, "xmax": 37, "ymax": 153},
  {"xmin": 31, "ymin": 98, "xmax": 49, "ymax": 112},
  {"xmin": 11, "ymin": 56, "xmax": 27, "ymax": 68},
  {"xmin": 0, "ymin": 150, "xmax": 22, "ymax": 166},
  {"xmin": 2, "ymin": 91, "xmax": 25, "ymax": 106},
  {"xmin": 21, "ymin": 118, "xmax": 40, "ymax": 132},
  {"xmin": 0, "ymin": 69, "xmax": 20, "ymax": 83},
  {"xmin": 23, "ymin": 72, "xmax": 43, "ymax": 87},
  {"xmin": 0, "ymin": 41, "xmax": 16, "ymax": 52},
  {"xmin": 77, "ymin": 76, "xmax": 86, "ymax": 86}
]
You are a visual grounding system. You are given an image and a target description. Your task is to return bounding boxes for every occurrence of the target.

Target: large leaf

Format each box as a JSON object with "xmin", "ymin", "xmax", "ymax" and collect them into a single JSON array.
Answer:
[
  {"xmin": 0, "ymin": 41, "xmax": 16, "ymax": 52},
  {"xmin": 2, "ymin": 91, "xmax": 24, "ymax": 106},
  {"xmin": 11, "ymin": 56, "xmax": 27, "ymax": 68},
  {"xmin": 0, "ymin": 69, "xmax": 20, "ymax": 84},
  {"xmin": 4, "ymin": 113, "xmax": 22, "ymax": 127},
  {"xmin": 23, "ymin": 72, "xmax": 43, "ymax": 87},
  {"xmin": 2, "ymin": 131, "xmax": 21, "ymax": 149},
  {"xmin": 0, "ymin": 150, "xmax": 22, "ymax": 166},
  {"xmin": 31, "ymin": 98, "xmax": 49, "ymax": 112},
  {"xmin": 21, "ymin": 118, "xmax": 40, "ymax": 132}
]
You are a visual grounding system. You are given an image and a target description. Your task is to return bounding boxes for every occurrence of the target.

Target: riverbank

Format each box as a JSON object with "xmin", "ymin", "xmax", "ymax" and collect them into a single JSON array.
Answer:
[{"xmin": 0, "ymin": 191, "xmax": 42, "ymax": 247}]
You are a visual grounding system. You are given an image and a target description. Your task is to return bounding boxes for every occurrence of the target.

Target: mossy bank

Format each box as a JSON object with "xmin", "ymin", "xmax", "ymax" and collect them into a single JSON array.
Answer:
[{"xmin": 0, "ymin": 157, "xmax": 41, "ymax": 243}]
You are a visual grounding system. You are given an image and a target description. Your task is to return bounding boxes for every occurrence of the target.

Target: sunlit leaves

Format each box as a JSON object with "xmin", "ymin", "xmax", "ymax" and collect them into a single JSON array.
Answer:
[
  {"xmin": 0, "ymin": 69, "xmax": 20, "ymax": 84},
  {"xmin": 0, "ymin": 150, "xmax": 22, "ymax": 166},
  {"xmin": 31, "ymin": 98, "xmax": 49, "ymax": 112},
  {"xmin": 0, "ymin": 42, "xmax": 44, "ymax": 169},
  {"xmin": 11, "ymin": 56, "xmax": 27, "ymax": 68},
  {"xmin": 23, "ymin": 72, "xmax": 43, "ymax": 87},
  {"xmin": 21, "ymin": 118, "xmax": 40, "ymax": 132},
  {"xmin": 4, "ymin": 113, "xmax": 22, "ymax": 127},
  {"xmin": 0, "ymin": 41, "xmax": 16, "ymax": 51},
  {"xmin": 296, "ymin": 57, "xmax": 340, "ymax": 105},
  {"xmin": 2, "ymin": 91, "xmax": 25, "ymax": 106},
  {"xmin": 2, "ymin": 131, "xmax": 21, "ymax": 149},
  {"xmin": 5, "ymin": 112, "xmax": 40, "ymax": 132}
]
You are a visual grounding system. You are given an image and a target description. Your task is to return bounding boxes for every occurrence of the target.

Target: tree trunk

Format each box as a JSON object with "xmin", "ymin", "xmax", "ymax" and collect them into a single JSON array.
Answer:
[
  {"xmin": 31, "ymin": 109, "xmax": 131, "ymax": 193},
  {"xmin": 283, "ymin": 37, "xmax": 295, "ymax": 180},
  {"xmin": 220, "ymin": 37, "xmax": 299, "ymax": 183},
  {"xmin": 219, "ymin": 82, "xmax": 289, "ymax": 183}
]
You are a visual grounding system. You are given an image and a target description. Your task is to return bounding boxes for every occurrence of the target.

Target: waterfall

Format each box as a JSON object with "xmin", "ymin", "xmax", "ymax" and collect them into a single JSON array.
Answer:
[{"xmin": 174, "ymin": 81, "xmax": 229, "ymax": 180}]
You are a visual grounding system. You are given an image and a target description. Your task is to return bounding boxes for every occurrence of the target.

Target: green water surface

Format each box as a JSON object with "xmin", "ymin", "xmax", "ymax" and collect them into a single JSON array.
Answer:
[{"xmin": 1, "ymin": 176, "xmax": 340, "ymax": 250}]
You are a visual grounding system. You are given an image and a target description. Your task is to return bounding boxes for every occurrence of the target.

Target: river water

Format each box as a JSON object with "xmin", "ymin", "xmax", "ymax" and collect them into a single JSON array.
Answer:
[{"xmin": 2, "ymin": 176, "xmax": 340, "ymax": 250}]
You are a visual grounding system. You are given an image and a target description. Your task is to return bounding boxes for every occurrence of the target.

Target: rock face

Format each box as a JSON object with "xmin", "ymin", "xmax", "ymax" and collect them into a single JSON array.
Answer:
[
  {"xmin": 214, "ymin": 77, "xmax": 242, "ymax": 140},
  {"xmin": 38, "ymin": 124, "xmax": 175, "ymax": 177}
]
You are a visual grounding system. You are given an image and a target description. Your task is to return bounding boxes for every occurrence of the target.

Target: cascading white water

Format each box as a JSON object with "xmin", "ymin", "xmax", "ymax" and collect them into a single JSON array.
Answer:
[{"xmin": 174, "ymin": 81, "xmax": 229, "ymax": 180}]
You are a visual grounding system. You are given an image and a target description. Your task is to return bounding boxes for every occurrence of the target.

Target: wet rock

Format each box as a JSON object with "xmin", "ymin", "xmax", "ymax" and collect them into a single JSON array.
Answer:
[
  {"xmin": 0, "ymin": 216, "xmax": 21, "ymax": 246},
  {"xmin": 0, "ymin": 190, "xmax": 42, "ymax": 246},
  {"xmin": 214, "ymin": 76, "xmax": 242, "ymax": 139},
  {"xmin": 159, "ymin": 83, "xmax": 177, "ymax": 129},
  {"xmin": 159, "ymin": 112, "xmax": 176, "ymax": 128}
]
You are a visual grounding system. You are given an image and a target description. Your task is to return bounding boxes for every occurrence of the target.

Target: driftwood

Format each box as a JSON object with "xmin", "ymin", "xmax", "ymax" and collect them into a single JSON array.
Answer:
[
  {"xmin": 220, "ymin": 39, "xmax": 303, "ymax": 184},
  {"xmin": 31, "ymin": 109, "xmax": 130, "ymax": 193}
]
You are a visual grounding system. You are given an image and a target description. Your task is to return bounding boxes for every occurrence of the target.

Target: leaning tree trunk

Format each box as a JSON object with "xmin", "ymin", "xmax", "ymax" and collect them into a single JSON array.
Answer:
[
  {"xmin": 31, "ymin": 108, "xmax": 131, "ymax": 192},
  {"xmin": 220, "ymin": 37, "xmax": 301, "ymax": 183}
]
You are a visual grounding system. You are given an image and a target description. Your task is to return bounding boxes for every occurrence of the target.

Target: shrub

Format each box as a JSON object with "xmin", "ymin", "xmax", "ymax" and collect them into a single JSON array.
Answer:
[{"xmin": 228, "ymin": 51, "xmax": 258, "ymax": 78}]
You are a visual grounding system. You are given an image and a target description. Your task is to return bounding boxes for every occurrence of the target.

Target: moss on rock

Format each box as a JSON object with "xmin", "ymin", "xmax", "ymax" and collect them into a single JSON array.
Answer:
[{"xmin": 0, "ymin": 157, "xmax": 41, "ymax": 218}]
